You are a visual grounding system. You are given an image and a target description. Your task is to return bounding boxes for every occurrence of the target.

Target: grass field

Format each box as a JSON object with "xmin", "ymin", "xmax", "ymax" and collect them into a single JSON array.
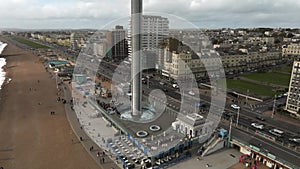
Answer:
[
  {"xmin": 242, "ymin": 72, "xmax": 290, "ymax": 86},
  {"xmin": 12, "ymin": 36, "xmax": 49, "ymax": 49},
  {"xmin": 226, "ymin": 79, "xmax": 278, "ymax": 97},
  {"xmin": 272, "ymin": 65, "xmax": 292, "ymax": 73}
]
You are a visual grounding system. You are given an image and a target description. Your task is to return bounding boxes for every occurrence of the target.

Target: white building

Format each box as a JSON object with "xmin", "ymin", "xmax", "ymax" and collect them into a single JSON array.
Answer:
[
  {"xmin": 70, "ymin": 32, "xmax": 86, "ymax": 50},
  {"xmin": 285, "ymin": 61, "xmax": 300, "ymax": 117},
  {"xmin": 172, "ymin": 113, "xmax": 213, "ymax": 138},
  {"xmin": 128, "ymin": 15, "xmax": 169, "ymax": 68},
  {"xmin": 282, "ymin": 44, "xmax": 300, "ymax": 60}
]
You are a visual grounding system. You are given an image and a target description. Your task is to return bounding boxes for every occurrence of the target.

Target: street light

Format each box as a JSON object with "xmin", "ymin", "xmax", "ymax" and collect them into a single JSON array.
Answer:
[
  {"xmin": 271, "ymin": 95, "xmax": 276, "ymax": 118},
  {"xmin": 228, "ymin": 116, "xmax": 233, "ymax": 147},
  {"xmin": 246, "ymin": 89, "xmax": 249, "ymax": 105},
  {"xmin": 236, "ymin": 107, "xmax": 240, "ymax": 127},
  {"xmin": 147, "ymin": 76, "xmax": 150, "ymax": 88},
  {"xmin": 55, "ymin": 73, "xmax": 59, "ymax": 89}
]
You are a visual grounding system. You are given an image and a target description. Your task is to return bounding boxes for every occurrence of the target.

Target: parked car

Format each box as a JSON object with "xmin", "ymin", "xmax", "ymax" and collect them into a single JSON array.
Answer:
[
  {"xmin": 188, "ymin": 91, "xmax": 195, "ymax": 96},
  {"xmin": 172, "ymin": 84, "xmax": 179, "ymax": 89},
  {"xmin": 107, "ymin": 107, "xmax": 115, "ymax": 115}
]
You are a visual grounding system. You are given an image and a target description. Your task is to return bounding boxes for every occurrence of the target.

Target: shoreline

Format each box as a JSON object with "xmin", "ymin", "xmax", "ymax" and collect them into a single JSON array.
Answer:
[{"xmin": 0, "ymin": 37, "xmax": 99, "ymax": 169}]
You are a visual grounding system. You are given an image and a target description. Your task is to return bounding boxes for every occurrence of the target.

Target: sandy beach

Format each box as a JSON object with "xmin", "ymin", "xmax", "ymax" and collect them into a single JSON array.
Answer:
[{"xmin": 0, "ymin": 38, "xmax": 99, "ymax": 169}]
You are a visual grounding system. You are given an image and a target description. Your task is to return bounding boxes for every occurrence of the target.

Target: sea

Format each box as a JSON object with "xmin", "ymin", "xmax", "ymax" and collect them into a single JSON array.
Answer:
[{"xmin": 0, "ymin": 41, "xmax": 7, "ymax": 90}]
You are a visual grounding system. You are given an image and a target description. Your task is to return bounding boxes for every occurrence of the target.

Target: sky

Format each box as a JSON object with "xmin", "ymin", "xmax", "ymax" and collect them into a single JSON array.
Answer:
[{"xmin": 1, "ymin": 0, "xmax": 300, "ymax": 29}]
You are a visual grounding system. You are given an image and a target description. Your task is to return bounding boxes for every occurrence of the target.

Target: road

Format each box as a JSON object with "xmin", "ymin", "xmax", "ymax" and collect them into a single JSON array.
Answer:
[{"xmin": 228, "ymin": 127, "xmax": 300, "ymax": 168}]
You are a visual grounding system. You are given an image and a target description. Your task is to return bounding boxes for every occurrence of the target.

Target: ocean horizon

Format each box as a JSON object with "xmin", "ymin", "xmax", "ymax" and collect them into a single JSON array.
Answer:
[{"xmin": 0, "ymin": 41, "xmax": 8, "ymax": 90}]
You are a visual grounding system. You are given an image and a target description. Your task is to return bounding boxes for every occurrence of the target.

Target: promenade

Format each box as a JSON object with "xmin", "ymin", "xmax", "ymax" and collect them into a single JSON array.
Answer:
[{"xmin": 61, "ymin": 81, "xmax": 121, "ymax": 169}]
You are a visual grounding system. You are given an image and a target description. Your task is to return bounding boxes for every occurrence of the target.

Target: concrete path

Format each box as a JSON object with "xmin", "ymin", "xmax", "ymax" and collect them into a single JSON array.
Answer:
[
  {"xmin": 170, "ymin": 149, "xmax": 241, "ymax": 169},
  {"xmin": 62, "ymin": 83, "xmax": 120, "ymax": 169}
]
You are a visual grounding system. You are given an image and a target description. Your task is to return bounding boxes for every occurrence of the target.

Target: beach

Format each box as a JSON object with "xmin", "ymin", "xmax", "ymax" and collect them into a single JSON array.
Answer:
[{"xmin": 0, "ymin": 38, "xmax": 99, "ymax": 169}]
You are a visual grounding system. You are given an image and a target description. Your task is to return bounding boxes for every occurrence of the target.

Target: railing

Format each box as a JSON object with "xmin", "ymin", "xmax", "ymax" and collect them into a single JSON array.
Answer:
[{"xmin": 201, "ymin": 137, "xmax": 222, "ymax": 157}]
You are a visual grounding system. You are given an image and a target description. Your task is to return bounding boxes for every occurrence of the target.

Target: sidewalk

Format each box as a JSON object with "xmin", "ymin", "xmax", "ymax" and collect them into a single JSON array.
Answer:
[
  {"xmin": 263, "ymin": 110, "xmax": 300, "ymax": 128},
  {"xmin": 62, "ymin": 83, "xmax": 120, "ymax": 169},
  {"xmin": 170, "ymin": 149, "xmax": 242, "ymax": 169}
]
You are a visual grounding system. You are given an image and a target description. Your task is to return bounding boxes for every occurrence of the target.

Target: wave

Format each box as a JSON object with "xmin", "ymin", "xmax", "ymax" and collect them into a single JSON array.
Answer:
[{"xmin": 0, "ymin": 41, "xmax": 8, "ymax": 90}]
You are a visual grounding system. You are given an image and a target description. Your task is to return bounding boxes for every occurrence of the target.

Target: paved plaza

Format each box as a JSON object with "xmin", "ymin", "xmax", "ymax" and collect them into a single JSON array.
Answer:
[{"xmin": 170, "ymin": 149, "xmax": 242, "ymax": 169}]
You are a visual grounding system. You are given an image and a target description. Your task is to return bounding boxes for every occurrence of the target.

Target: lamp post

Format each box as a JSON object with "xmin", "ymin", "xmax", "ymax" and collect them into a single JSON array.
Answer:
[
  {"xmin": 228, "ymin": 116, "xmax": 233, "ymax": 147},
  {"xmin": 236, "ymin": 107, "xmax": 240, "ymax": 127},
  {"xmin": 271, "ymin": 95, "xmax": 276, "ymax": 118},
  {"xmin": 246, "ymin": 89, "xmax": 249, "ymax": 105},
  {"xmin": 147, "ymin": 76, "xmax": 150, "ymax": 88}
]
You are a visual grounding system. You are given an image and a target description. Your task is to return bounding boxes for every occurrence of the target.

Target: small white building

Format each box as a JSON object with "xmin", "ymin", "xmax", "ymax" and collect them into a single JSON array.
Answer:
[{"xmin": 172, "ymin": 113, "xmax": 213, "ymax": 138}]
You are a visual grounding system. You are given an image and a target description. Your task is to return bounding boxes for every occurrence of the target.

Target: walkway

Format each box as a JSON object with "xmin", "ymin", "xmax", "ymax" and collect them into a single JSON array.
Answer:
[
  {"xmin": 170, "ymin": 149, "xmax": 241, "ymax": 169},
  {"xmin": 62, "ymin": 82, "xmax": 121, "ymax": 169}
]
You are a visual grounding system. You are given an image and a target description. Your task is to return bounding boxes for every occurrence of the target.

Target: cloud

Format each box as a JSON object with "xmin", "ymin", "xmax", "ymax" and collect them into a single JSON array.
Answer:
[{"xmin": 0, "ymin": 0, "xmax": 300, "ymax": 29}]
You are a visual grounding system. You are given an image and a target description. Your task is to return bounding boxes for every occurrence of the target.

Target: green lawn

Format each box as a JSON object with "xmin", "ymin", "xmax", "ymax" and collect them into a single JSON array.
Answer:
[
  {"xmin": 273, "ymin": 65, "xmax": 292, "ymax": 73},
  {"xmin": 226, "ymin": 79, "xmax": 278, "ymax": 97},
  {"xmin": 12, "ymin": 36, "xmax": 49, "ymax": 49},
  {"xmin": 242, "ymin": 72, "xmax": 290, "ymax": 86}
]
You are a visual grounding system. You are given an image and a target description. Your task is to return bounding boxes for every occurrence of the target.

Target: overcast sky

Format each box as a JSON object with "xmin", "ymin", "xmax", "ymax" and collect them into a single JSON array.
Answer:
[{"xmin": 1, "ymin": 0, "xmax": 300, "ymax": 29}]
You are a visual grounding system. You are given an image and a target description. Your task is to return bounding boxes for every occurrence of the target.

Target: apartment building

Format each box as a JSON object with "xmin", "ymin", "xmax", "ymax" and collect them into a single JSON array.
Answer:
[
  {"xmin": 285, "ymin": 61, "xmax": 300, "ymax": 117},
  {"xmin": 128, "ymin": 15, "xmax": 169, "ymax": 68},
  {"xmin": 221, "ymin": 51, "xmax": 281, "ymax": 74},
  {"xmin": 282, "ymin": 44, "xmax": 300, "ymax": 61}
]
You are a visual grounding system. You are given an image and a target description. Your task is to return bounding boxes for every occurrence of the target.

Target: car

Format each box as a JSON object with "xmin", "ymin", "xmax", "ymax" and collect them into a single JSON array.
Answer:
[
  {"xmin": 159, "ymin": 82, "xmax": 165, "ymax": 85},
  {"xmin": 251, "ymin": 123, "xmax": 264, "ymax": 130},
  {"xmin": 188, "ymin": 91, "xmax": 195, "ymax": 96},
  {"xmin": 172, "ymin": 84, "xmax": 179, "ymax": 88},
  {"xmin": 231, "ymin": 104, "xmax": 240, "ymax": 109},
  {"xmin": 256, "ymin": 115, "xmax": 265, "ymax": 121},
  {"xmin": 269, "ymin": 128, "xmax": 284, "ymax": 137},
  {"xmin": 162, "ymin": 88, "xmax": 168, "ymax": 92},
  {"xmin": 289, "ymin": 138, "xmax": 300, "ymax": 144},
  {"xmin": 107, "ymin": 107, "xmax": 115, "ymax": 115}
]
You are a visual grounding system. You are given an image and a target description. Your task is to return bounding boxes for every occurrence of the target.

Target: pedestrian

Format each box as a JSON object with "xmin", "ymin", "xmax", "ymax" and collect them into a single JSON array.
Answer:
[
  {"xmin": 102, "ymin": 157, "xmax": 105, "ymax": 163},
  {"xmin": 80, "ymin": 137, "xmax": 83, "ymax": 141}
]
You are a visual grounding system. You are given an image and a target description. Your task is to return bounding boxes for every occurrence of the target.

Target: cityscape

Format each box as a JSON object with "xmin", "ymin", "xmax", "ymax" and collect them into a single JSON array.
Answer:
[{"xmin": 0, "ymin": 0, "xmax": 300, "ymax": 169}]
